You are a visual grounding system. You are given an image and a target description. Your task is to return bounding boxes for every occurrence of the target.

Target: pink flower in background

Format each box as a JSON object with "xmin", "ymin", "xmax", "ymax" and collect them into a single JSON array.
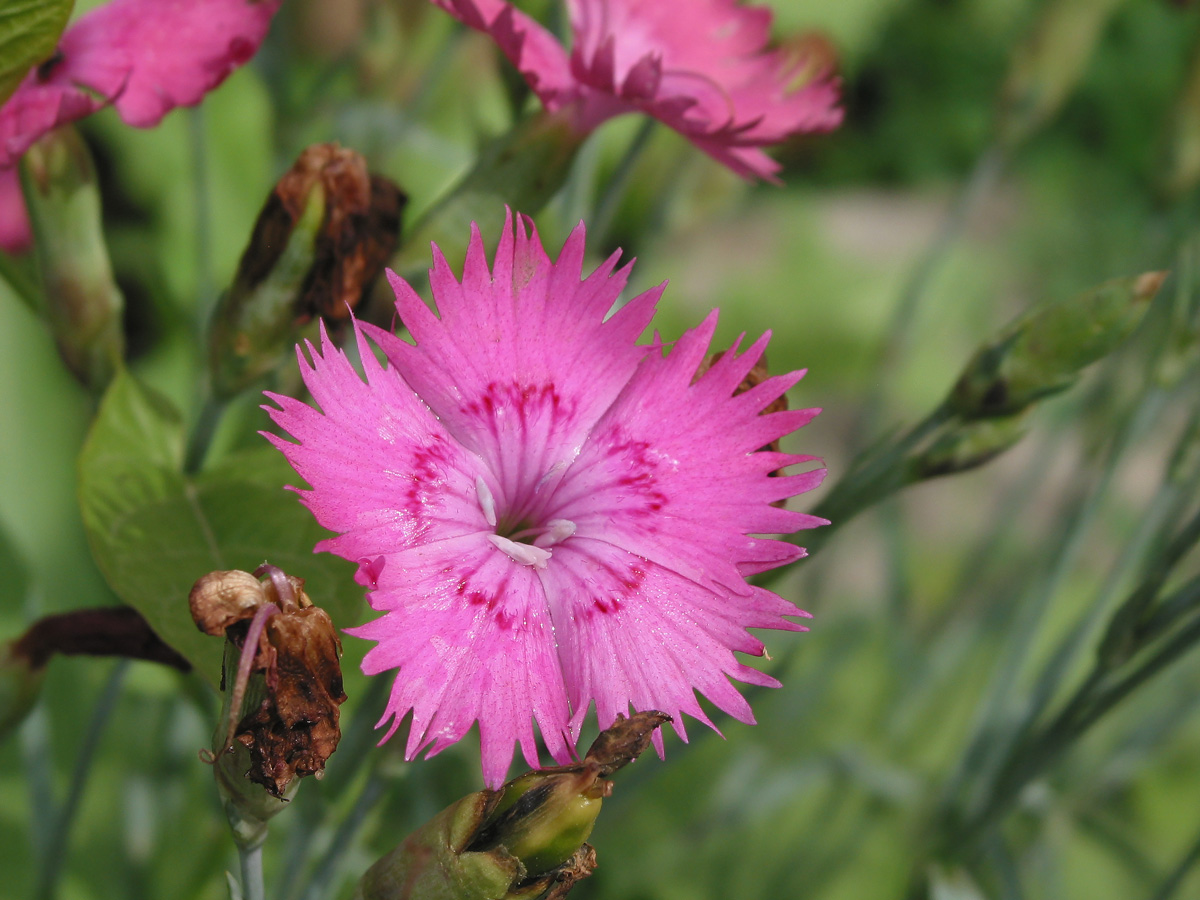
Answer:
[
  {"xmin": 0, "ymin": 170, "xmax": 31, "ymax": 254},
  {"xmin": 433, "ymin": 0, "xmax": 842, "ymax": 179},
  {"xmin": 266, "ymin": 210, "xmax": 825, "ymax": 787},
  {"xmin": 0, "ymin": 0, "xmax": 282, "ymax": 253}
]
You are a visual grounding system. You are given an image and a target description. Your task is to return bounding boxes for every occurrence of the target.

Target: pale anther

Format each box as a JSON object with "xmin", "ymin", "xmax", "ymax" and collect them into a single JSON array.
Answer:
[
  {"xmin": 476, "ymin": 476, "xmax": 497, "ymax": 527},
  {"xmin": 488, "ymin": 534, "xmax": 552, "ymax": 569},
  {"xmin": 534, "ymin": 518, "xmax": 576, "ymax": 548}
]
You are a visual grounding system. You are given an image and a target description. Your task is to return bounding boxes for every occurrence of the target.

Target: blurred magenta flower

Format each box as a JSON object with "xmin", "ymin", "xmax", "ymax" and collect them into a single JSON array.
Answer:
[
  {"xmin": 433, "ymin": 0, "xmax": 842, "ymax": 180},
  {"xmin": 265, "ymin": 210, "xmax": 825, "ymax": 787},
  {"xmin": 0, "ymin": 170, "xmax": 30, "ymax": 254},
  {"xmin": 0, "ymin": 0, "xmax": 282, "ymax": 253}
]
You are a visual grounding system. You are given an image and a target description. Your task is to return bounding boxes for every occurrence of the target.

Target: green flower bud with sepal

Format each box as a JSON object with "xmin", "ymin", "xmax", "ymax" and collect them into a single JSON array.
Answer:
[
  {"xmin": 355, "ymin": 712, "xmax": 669, "ymax": 900},
  {"xmin": 951, "ymin": 272, "xmax": 1166, "ymax": 419},
  {"xmin": 911, "ymin": 413, "xmax": 1031, "ymax": 480},
  {"xmin": 21, "ymin": 125, "xmax": 125, "ymax": 392}
]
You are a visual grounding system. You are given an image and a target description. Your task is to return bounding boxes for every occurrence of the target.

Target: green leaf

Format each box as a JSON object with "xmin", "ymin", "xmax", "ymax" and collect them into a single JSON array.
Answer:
[
  {"xmin": 78, "ymin": 369, "xmax": 362, "ymax": 685},
  {"xmin": 0, "ymin": 0, "xmax": 76, "ymax": 108}
]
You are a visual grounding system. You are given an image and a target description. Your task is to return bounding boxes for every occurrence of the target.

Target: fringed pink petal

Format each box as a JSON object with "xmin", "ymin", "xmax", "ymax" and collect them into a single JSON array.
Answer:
[
  {"xmin": 540, "ymin": 538, "xmax": 806, "ymax": 744},
  {"xmin": 432, "ymin": 0, "xmax": 574, "ymax": 108},
  {"xmin": 262, "ymin": 321, "xmax": 489, "ymax": 561},
  {"xmin": 58, "ymin": 0, "xmax": 282, "ymax": 128},
  {"xmin": 538, "ymin": 310, "xmax": 823, "ymax": 596},
  {"xmin": 350, "ymin": 533, "xmax": 571, "ymax": 788},
  {"xmin": 373, "ymin": 211, "xmax": 656, "ymax": 519},
  {"xmin": 0, "ymin": 0, "xmax": 280, "ymax": 168}
]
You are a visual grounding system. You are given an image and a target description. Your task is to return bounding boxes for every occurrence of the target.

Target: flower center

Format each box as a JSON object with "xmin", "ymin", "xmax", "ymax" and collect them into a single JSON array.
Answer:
[{"xmin": 476, "ymin": 478, "xmax": 575, "ymax": 569}]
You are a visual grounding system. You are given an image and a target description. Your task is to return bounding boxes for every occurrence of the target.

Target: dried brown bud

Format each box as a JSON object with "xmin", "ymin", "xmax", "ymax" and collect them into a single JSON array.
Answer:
[
  {"xmin": 190, "ymin": 565, "xmax": 346, "ymax": 800},
  {"xmin": 583, "ymin": 711, "xmax": 673, "ymax": 776},
  {"xmin": 209, "ymin": 143, "xmax": 405, "ymax": 398},
  {"xmin": 267, "ymin": 143, "xmax": 403, "ymax": 322}
]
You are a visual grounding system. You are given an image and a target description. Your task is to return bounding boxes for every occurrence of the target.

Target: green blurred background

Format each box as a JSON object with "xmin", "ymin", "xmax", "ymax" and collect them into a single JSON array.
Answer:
[{"xmin": 3, "ymin": 0, "xmax": 1200, "ymax": 898}]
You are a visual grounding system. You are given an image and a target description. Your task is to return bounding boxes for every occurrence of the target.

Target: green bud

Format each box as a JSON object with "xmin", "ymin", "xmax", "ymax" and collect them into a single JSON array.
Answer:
[
  {"xmin": 996, "ymin": 0, "xmax": 1123, "ymax": 150},
  {"xmin": 355, "ymin": 792, "xmax": 524, "ymax": 900},
  {"xmin": 471, "ymin": 767, "xmax": 607, "ymax": 879},
  {"xmin": 0, "ymin": 640, "xmax": 45, "ymax": 741},
  {"xmin": 21, "ymin": 126, "xmax": 125, "ymax": 391},
  {"xmin": 911, "ymin": 413, "xmax": 1031, "ymax": 480},
  {"xmin": 209, "ymin": 144, "xmax": 403, "ymax": 399},
  {"xmin": 355, "ymin": 712, "xmax": 669, "ymax": 900},
  {"xmin": 394, "ymin": 109, "xmax": 587, "ymax": 280},
  {"xmin": 951, "ymin": 272, "xmax": 1165, "ymax": 418}
]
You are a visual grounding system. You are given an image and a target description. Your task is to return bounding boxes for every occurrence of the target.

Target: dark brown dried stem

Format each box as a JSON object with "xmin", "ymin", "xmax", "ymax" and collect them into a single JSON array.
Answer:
[{"xmin": 10, "ymin": 607, "xmax": 190, "ymax": 672}]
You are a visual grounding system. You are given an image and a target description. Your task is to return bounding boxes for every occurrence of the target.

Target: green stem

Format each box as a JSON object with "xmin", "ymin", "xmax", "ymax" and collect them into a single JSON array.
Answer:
[
  {"xmin": 1149, "ymin": 818, "xmax": 1200, "ymax": 900},
  {"xmin": 950, "ymin": 591, "xmax": 1200, "ymax": 860},
  {"xmin": 590, "ymin": 118, "xmax": 656, "ymax": 248},
  {"xmin": 239, "ymin": 841, "xmax": 265, "ymax": 900},
  {"xmin": 0, "ymin": 250, "xmax": 41, "ymax": 312},
  {"xmin": 34, "ymin": 660, "xmax": 129, "ymax": 900},
  {"xmin": 297, "ymin": 772, "xmax": 386, "ymax": 900},
  {"xmin": 190, "ymin": 107, "xmax": 214, "ymax": 326},
  {"xmin": 795, "ymin": 402, "xmax": 954, "ymax": 556},
  {"xmin": 850, "ymin": 145, "xmax": 1005, "ymax": 446},
  {"xmin": 184, "ymin": 392, "xmax": 228, "ymax": 475}
]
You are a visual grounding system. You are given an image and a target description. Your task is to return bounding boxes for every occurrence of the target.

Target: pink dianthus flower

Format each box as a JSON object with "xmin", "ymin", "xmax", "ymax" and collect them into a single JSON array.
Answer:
[
  {"xmin": 0, "ymin": 0, "xmax": 281, "ymax": 253},
  {"xmin": 265, "ymin": 211, "xmax": 825, "ymax": 787},
  {"xmin": 433, "ymin": 0, "xmax": 842, "ymax": 180}
]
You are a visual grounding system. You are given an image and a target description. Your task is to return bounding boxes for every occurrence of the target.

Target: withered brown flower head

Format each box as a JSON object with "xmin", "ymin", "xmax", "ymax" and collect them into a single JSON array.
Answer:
[
  {"xmin": 208, "ymin": 143, "xmax": 405, "ymax": 399},
  {"xmin": 190, "ymin": 565, "xmax": 346, "ymax": 798}
]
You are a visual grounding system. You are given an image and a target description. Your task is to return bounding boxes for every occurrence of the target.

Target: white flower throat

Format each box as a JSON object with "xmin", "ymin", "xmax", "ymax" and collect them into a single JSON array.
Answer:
[{"xmin": 476, "ymin": 477, "xmax": 575, "ymax": 570}]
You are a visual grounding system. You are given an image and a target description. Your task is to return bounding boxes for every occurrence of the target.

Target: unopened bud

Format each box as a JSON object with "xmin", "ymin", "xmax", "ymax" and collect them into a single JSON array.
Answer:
[
  {"xmin": 471, "ymin": 767, "xmax": 608, "ymax": 879},
  {"xmin": 996, "ymin": 0, "xmax": 1123, "ymax": 149},
  {"xmin": 190, "ymin": 565, "xmax": 346, "ymax": 846},
  {"xmin": 951, "ymin": 272, "xmax": 1165, "ymax": 418},
  {"xmin": 911, "ymin": 413, "xmax": 1030, "ymax": 480},
  {"xmin": 355, "ymin": 712, "xmax": 669, "ymax": 900},
  {"xmin": 209, "ymin": 144, "xmax": 404, "ymax": 399},
  {"xmin": 21, "ymin": 126, "xmax": 124, "ymax": 390}
]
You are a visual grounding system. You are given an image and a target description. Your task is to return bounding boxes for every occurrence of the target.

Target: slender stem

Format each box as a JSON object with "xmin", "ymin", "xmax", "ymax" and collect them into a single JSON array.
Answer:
[
  {"xmin": 238, "ymin": 841, "xmax": 265, "ymax": 900},
  {"xmin": 794, "ymin": 402, "xmax": 954, "ymax": 555},
  {"xmin": 184, "ymin": 391, "xmax": 228, "ymax": 475},
  {"xmin": 850, "ymin": 145, "xmax": 1005, "ymax": 446},
  {"xmin": 297, "ymin": 772, "xmax": 386, "ymax": 900},
  {"xmin": 951, "ymin": 603, "xmax": 1200, "ymax": 859},
  {"xmin": 34, "ymin": 660, "xmax": 130, "ymax": 900},
  {"xmin": 1149, "ymin": 819, "xmax": 1200, "ymax": 900},
  {"xmin": 190, "ymin": 107, "xmax": 214, "ymax": 326},
  {"xmin": 591, "ymin": 118, "xmax": 657, "ymax": 248}
]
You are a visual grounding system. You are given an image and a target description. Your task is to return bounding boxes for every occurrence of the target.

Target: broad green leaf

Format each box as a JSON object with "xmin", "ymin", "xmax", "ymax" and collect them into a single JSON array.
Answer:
[
  {"xmin": 0, "ymin": 0, "xmax": 75, "ymax": 108},
  {"xmin": 78, "ymin": 369, "xmax": 362, "ymax": 685}
]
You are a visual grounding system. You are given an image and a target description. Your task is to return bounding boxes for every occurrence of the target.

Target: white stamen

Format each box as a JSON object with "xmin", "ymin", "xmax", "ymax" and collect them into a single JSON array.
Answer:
[
  {"xmin": 476, "ymin": 477, "xmax": 497, "ymax": 527},
  {"xmin": 488, "ymin": 534, "xmax": 552, "ymax": 569},
  {"xmin": 533, "ymin": 518, "xmax": 577, "ymax": 548}
]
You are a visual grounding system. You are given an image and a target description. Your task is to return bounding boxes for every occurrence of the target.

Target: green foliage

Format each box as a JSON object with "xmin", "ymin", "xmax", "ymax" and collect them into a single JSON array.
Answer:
[
  {"xmin": 0, "ymin": 0, "xmax": 74, "ymax": 108},
  {"xmin": 77, "ymin": 369, "xmax": 361, "ymax": 684},
  {"xmin": 4, "ymin": 0, "xmax": 1200, "ymax": 899}
]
